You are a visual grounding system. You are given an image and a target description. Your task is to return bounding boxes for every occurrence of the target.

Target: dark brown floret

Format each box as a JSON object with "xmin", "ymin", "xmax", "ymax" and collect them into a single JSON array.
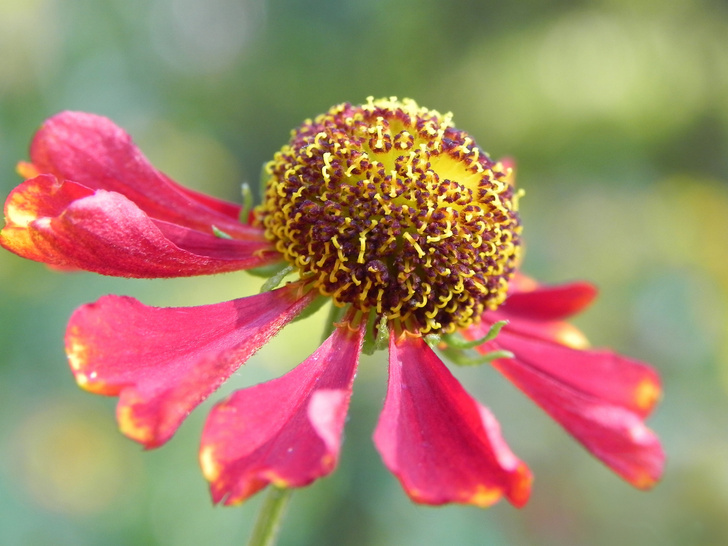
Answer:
[{"xmin": 255, "ymin": 97, "xmax": 522, "ymax": 335}]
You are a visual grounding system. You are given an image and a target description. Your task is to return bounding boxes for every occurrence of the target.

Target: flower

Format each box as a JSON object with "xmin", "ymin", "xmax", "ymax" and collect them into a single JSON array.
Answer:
[{"xmin": 0, "ymin": 98, "xmax": 664, "ymax": 508}]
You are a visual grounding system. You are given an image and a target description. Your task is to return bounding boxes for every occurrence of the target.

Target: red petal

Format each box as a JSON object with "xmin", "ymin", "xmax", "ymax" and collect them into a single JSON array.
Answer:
[
  {"xmin": 65, "ymin": 283, "xmax": 315, "ymax": 448},
  {"xmin": 471, "ymin": 323, "xmax": 664, "ymax": 488},
  {"xmin": 1, "ymin": 174, "xmax": 93, "ymax": 266},
  {"xmin": 490, "ymin": 343, "xmax": 664, "ymax": 488},
  {"xmin": 200, "ymin": 319, "xmax": 365, "ymax": 505},
  {"xmin": 480, "ymin": 325, "xmax": 661, "ymax": 418},
  {"xmin": 470, "ymin": 308, "xmax": 591, "ymax": 351},
  {"xmin": 29, "ymin": 111, "xmax": 259, "ymax": 239},
  {"xmin": 373, "ymin": 334, "xmax": 532, "ymax": 508},
  {"xmin": 502, "ymin": 279, "xmax": 598, "ymax": 321},
  {"xmin": 1, "ymin": 175, "xmax": 278, "ymax": 277},
  {"xmin": 160, "ymin": 172, "xmax": 242, "ymax": 221}
]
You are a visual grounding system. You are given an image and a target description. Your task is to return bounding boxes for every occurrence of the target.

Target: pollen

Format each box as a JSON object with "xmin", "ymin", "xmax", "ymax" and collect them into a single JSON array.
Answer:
[{"xmin": 256, "ymin": 97, "xmax": 522, "ymax": 335}]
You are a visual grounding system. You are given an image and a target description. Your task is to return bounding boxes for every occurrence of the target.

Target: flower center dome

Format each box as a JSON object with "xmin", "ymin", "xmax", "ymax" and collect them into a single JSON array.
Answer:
[{"xmin": 256, "ymin": 97, "xmax": 522, "ymax": 335}]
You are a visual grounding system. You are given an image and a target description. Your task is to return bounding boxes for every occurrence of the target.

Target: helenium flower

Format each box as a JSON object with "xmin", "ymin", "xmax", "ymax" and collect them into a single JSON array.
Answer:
[{"xmin": 0, "ymin": 98, "xmax": 664, "ymax": 508}]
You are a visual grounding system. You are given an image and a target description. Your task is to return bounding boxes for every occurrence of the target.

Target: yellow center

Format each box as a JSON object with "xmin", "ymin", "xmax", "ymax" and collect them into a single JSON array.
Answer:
[{"xmin": 255, "ymin": 97, "xmax": 522, "ymax": 335}]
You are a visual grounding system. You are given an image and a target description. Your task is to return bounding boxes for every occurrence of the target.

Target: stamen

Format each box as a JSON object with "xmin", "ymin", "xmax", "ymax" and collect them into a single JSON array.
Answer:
[{"xmin": 255, "ymin": 97, "xmax": 521, "ymax": 336}]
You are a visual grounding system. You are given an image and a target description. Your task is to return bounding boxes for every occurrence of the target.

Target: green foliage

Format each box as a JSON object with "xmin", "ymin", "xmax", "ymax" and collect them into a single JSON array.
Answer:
[{"xmin": 1, "ymin": 0, "xmax": 727, "ymax": 545}]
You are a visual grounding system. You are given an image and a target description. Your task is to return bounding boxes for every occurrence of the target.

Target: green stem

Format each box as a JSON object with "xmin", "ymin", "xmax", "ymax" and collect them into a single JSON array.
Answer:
[{"xmin": 246, "ymin": 487, "xmax": 293, "ymax": 546}]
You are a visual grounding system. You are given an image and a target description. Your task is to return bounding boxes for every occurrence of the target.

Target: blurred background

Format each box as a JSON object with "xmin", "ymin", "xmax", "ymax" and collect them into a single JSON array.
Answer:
[{"xmin": 1, "ymin": 0, "xmax": 727, "ymax": 544}]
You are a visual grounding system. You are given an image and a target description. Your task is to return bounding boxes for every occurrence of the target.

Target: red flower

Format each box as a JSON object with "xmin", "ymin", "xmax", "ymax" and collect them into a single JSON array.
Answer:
[{"xmin": 1, "ymin": 100, "xmax": 664, "ymax": 508}]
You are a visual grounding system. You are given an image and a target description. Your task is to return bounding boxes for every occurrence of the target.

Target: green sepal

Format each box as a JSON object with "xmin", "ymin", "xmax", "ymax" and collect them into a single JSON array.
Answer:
[
  {"xmin": 291, "ymin": 294, "xmax": 329, "ymax": 325},
  {"xmin": 362, "ymin": 313, "xmax": 389, "ymax": 355},
  {"xmin": 260, "ymin": 162, "xmax": 271, "ymax": 195},
  {"xmin": 374, "ymin": 316, "xmax": 389, "ymax": 352},
  {"xmin": 441, "ymin": 320, "xmax": 509, "ymax": 350},
  {"xmin": 321, "ymin": 303, "xmax": 348, "ymax": 343},
  {"xmin": 247, "ymin": 261, "xmax": 290, "ymax": 280},
  {"xmin": 259, "ymin": 265, "xmax": 295, "ymax": 292},
  {"xmin": 361, "ymin": 311, "xmax": 379, "ymax": 355},
  {"xmin": 442, "ymin": 346, "xmax": 514, "ymax": 367},
  {"xmin": 211, "ymin": 225, "xmax": 233, "ymax": 239},
  {"xmin": 424, "ymin": 333, "xmax": 441, "ymax": 348},
  {"xmin": 438, "ymin": 320, "xmax": 512, "ymax": 367},
  {"xmin": 239, "ymin": 182, "xmax": 254, "ymax": 224}
]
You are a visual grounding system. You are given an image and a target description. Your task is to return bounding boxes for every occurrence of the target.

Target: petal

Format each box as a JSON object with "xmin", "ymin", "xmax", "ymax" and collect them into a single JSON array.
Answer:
[
  {"xmin": 471, "ymin": 310, "xmax": 591, "ymax": 350},
  {"xmin": 373, "ymin": 334, "xmax": 532, "ymax": 508},
  {"xmin": 199, "ymin": 318, "xmax": 365, "ymax": 505},
  {"xmin": 502, "ymin": 278, "xmax": 598, "ymax": 321},
  {"xmin": 160, "ymin": 172, "xmax": 242, "ymax": 221},
  {"xmin": 65, "ymin": 283, "xmax": 316, "ymax": 448},
  {"xmin": 1, "ymin": 175, "xmax": 278, "ymax": 277},
  {"xmin": 487, "ymin": 327, "xmax": 662, "ymax": 418},
  {"xmin": 0, "ymin": 174, "xmax": 93, "ymax": 266},
  {"xmin": 29, "ymin": 111, "xmax": 259, "ymax": 239},
  {"xmin": 490, "ymin": 344, "xmax": 664, "ymax": 489}
]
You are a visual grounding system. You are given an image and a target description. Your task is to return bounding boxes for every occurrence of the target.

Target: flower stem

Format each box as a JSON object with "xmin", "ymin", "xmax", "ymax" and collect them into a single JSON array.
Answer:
[{"xmin": 246, "ymin": 486, "xmax": 293, "ymax": 546}]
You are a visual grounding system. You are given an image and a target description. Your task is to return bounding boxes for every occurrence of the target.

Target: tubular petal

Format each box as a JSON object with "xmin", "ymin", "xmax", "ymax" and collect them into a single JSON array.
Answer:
[
  {"xmin": 0, "ymin": 175, "xmax": 278, "ymax": 277},
  {"xmin": 502, "ymin": 279, "xmax": 598, "ymax": 321},
  {"xmin": 28, "ymin": 111, "xmax": 259, "ymax": 238},
  {"xmin": 490, "ymin": 348, "xmax": 665, "ymax": 488},
  {"xmin": 199, "ymin": 319, "xmax": 365, "ymax": 505},
  {"xmin": 373, "ymin": 334, "xmax": 532, "ymax": 508},
  {"xmin": 65, "ymin": 283, "xmax": 315, "ymax": 448}
]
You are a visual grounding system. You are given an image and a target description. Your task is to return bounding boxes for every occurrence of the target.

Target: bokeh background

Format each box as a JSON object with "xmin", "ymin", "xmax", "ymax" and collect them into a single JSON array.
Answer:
[{"xmin": 1, "ymin": 0, "xmax": 727, "ymax": 544}]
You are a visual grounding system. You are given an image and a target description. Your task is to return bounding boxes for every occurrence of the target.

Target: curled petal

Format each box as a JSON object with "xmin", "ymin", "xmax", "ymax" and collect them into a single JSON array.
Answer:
[
  {"xmin": 374, "ymin": 334, "xmax": 532, "ymax": 508},
  {"xmin": 29, "ymin": 111, "xmax": 258, "ymax": 238},
  {"xmin": 0, "ymin": 175, "xmax": 278, "ymax": 277},
  {"xmin": 477, "ymin": 328, "xmax": 664, "ymax": 488},
  {"xmin": 65, "ymin": 283, "xmax": 315, "ymax": 448},
  {"xmin": 503, "ymin": 278, "xmax": 598, "ymax": 321},
  {"xmin": 1, "ymin": 174, "xmax": 93, "ymax": 265},
  {"xmin": 200, "ymin": 319, "xmax": 365, "ymax": 505}
]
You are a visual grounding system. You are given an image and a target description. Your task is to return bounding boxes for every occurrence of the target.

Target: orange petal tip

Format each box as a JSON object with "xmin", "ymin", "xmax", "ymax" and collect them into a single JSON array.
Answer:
[
  {"xmin": 634, "ymin": 378, "xmax": 661, "ymax": 412},
  {"xmin": 200, "ymin": 445, "xmax": 222, "ymax": 482},
  {"xmin": 16, "ymin": 161, "xmax": 39, "ymax": 179}
]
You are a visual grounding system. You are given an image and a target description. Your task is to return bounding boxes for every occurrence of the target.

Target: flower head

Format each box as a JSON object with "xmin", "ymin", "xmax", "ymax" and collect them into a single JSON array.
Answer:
[
  {"xmin": 258, "ymin": 97, "xmax": 521, "ymax": 334},
  {"xmin": 0, "ymin": 98, "xmax": 664, "ymax": 508}
]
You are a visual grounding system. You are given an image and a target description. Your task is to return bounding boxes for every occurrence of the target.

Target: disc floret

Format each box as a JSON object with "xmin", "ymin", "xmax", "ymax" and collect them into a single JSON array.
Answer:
[{"xmin": 256, "ymin": 97, "xmax": 522, "ymax": 335}]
